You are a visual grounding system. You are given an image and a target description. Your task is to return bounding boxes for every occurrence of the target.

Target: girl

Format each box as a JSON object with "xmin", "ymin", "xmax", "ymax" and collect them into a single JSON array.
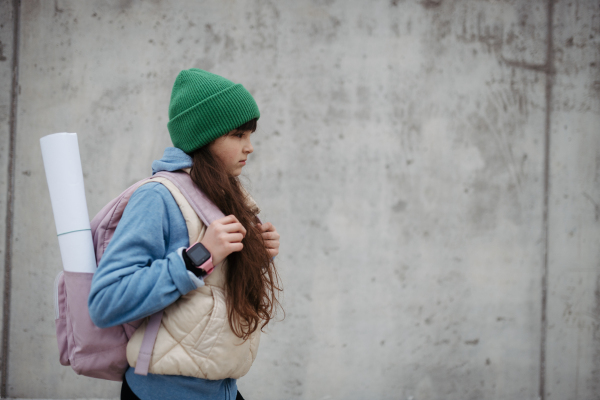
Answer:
[{"xmin": 89, "ymin": 68, "xmax": 281, "ymax": 400}]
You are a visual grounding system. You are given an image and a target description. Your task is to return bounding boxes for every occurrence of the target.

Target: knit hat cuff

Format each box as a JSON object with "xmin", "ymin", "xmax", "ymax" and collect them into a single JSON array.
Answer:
[{"xmin": 168, "ymin": 84, "xmax": 260, "ymax": 153}]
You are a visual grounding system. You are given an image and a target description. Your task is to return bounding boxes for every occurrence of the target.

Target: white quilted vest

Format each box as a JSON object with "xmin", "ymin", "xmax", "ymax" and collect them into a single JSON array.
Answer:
[{"xmin": 126, "ymin": 176, "xmax": 261, "ymax": 380}]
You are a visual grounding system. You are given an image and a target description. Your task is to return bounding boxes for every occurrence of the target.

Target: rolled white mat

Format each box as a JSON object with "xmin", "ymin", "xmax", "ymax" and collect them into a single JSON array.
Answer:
[{"xmin": 41, "ymin": 132, "xmax": 97, "ymax": 273}]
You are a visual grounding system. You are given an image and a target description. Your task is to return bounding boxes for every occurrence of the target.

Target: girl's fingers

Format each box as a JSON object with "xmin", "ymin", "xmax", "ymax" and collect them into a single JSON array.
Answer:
[
  {"xmin": 220, "ymin": 221, "xmax": 247, "ymax": 236},
  {"xmin": 259, "ymin": 222, "xmax": 274, "ymax": 232},
  {"xmin": 216, "ymin": 215, "xmax": 239, "ymax": 224},
  {"xmin": 267, "ymin": 248, "xmax": 279, "ymax": 257},
  {"xmin": 264, "ymin": 239, "xmax": 279, "ymax": 249},
  {"xmin": 217, "ymin": 215, "xmax": 246, "ymax": 232},
  {"xmin": 229, "ymin": 242, "xmax": 244, "ymax": 252},
  {"xmin": 227, "ymin": 233, "xmax": 245, "ymax": 243},
  {"xmin": 261, "ymin": 231, "xmax": 280, "ymax": 240}
]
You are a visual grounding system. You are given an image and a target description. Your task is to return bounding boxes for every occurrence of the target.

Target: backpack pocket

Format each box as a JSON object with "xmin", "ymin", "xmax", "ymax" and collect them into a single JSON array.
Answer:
[{"xmin": 61, "ymin": 271, "xmax": 130, "ymax": 381}]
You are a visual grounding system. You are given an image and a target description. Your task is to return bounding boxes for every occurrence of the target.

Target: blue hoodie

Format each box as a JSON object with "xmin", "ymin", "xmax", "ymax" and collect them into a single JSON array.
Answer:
[{"xmin": 88, "ymin": 147, "xmax": 238, "ymax": 400}]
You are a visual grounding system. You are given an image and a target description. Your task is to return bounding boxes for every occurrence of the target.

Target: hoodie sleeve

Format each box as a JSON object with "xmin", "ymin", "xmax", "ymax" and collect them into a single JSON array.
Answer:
[{"xmin": 88, "ymin": 182, "xmax": 197, "ymax": 328}]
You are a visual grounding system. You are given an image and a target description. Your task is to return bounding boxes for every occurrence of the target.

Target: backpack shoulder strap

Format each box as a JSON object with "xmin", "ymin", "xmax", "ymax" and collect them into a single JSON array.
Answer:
[
  {"xmin": 152, "ymin": 171, "xmax": 224, "ymax": 227},
  {"xmin": 147, "ymin": 175, "xmax": 205, "ymax": 244}
]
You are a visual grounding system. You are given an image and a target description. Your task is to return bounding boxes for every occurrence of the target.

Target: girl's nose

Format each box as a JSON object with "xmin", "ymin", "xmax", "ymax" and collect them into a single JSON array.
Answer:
[{"xmin": 244, "ymin": 140, "xmax": 254, "ymax": 154}]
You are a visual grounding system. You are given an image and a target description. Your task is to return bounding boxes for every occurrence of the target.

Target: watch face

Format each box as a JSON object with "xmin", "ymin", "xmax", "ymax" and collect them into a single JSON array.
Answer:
[{"xmin": 187, "ymin": 243, "xmax": 211, "ymax": 266}]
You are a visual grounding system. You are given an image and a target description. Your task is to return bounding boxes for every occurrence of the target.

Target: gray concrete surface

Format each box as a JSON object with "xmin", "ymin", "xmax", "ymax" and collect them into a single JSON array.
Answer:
[
  {"xmin": 0, "ymin": 0, "xmax": 15, "ymax": 396},
  {"xmin": 546, "ymin": 2, "xmax": 600, "ymax": 399},
  {"xmin": 1, "ymin": 0, "xmax": 599, "ymax": 399}
]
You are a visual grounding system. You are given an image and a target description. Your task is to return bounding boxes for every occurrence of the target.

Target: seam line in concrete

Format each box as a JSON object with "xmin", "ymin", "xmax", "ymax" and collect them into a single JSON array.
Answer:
[
  {"xmin": 539, "ymin": 0, "xmax": 555, "ymax": 399},
  {"xmin": 1, "ymin": 0, "xmax": 20, "ymax": 398},
  {"xmin": 500, "ymin": 3, "xmax": 555, "ymax": 397}
]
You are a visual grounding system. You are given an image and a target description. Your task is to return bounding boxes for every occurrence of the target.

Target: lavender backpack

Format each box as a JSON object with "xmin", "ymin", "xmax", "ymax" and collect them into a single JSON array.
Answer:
[{"xmin": 54, "ymin": 171, "xmax": 224, "ymax": 381}]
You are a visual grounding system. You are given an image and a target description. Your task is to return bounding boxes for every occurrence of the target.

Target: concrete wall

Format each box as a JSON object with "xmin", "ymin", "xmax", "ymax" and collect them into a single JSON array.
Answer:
[
  {"xmin": 0, "ymin": 0, "xmax": 15, "ymax": 397},
  {"xmin": 1, "ymin": 0, "xmax": 598, "ymax": 399}
]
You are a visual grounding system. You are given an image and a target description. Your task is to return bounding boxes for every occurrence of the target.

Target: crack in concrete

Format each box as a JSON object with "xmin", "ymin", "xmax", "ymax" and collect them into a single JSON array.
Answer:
[
  {"xmin": 539, "ymin": 1, "xmax": 555, "ymax": 399},
  {"xmin": 501, "ymin": 2, "xmax": 556, "ymax": 398},
  {"xmin": 499, "ymin": 3, "xmax": 555, "ymax": 396},
  {"xmin": 1, "ymin": 0, "xmax": 20, "ymax": 398}
]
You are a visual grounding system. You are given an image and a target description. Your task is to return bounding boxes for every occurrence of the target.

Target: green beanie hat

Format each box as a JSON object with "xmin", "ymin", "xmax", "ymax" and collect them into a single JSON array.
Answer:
[{"xmin": 167, "ymin": 68, "xmax": 260, "ymax": 153}]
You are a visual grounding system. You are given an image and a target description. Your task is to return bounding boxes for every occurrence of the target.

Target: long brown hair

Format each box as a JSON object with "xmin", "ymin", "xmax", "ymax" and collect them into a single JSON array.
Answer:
[{"xmin": 189, "ymin": 119, "xmax": 282, "ymax": 340}]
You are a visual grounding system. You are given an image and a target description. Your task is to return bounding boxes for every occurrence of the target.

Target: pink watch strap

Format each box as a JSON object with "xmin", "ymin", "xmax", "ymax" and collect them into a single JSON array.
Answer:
[{"xmin": 199, "ymin": 256, "xmax": 214, "ymax": 275}]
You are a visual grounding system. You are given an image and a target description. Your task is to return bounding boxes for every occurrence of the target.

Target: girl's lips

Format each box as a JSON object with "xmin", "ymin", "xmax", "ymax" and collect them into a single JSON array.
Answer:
[{"xmin": 239, "ymin": 160, "xmax": 246, "ymax": 165}]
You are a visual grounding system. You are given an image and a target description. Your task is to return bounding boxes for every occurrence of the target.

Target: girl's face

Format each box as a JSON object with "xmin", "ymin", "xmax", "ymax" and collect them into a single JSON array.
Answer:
[{"xmin": 208, "ymin": 130, "xmax": 254, "ymax": 176}]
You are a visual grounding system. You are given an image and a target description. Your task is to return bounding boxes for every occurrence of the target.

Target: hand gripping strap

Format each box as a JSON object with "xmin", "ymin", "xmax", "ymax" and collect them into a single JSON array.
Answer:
[{"xmin": 134, "ymin": 311, "xmax": 164, "ymax": 376}]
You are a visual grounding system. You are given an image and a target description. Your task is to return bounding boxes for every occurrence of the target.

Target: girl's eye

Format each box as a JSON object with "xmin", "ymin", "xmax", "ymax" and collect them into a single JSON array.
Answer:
[{"xmin": 235, "ymin": 133, "xmax": 244, "ymax": 138}]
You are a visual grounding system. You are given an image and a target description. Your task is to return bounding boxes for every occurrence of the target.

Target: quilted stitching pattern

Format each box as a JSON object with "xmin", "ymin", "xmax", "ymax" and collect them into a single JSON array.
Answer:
[{"xmin": 126, "ymin": 177, "xmax": 259, "ymax": 379}]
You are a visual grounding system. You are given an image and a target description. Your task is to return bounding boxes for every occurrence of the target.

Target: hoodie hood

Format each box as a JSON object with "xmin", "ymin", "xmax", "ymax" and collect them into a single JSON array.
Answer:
[{"xmin": 152, "ymin": 147, "xmax": 193, "ymax": 175}]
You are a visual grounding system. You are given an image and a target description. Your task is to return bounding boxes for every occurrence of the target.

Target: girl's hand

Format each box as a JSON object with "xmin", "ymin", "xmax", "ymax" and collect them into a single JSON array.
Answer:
[
  {"xmin": 259, "ymin": 222, "xmax": 280, "ymax": 258},
  {"xmin": 200, "ymin": 215, "xmax": 246, "ymax": 266}
]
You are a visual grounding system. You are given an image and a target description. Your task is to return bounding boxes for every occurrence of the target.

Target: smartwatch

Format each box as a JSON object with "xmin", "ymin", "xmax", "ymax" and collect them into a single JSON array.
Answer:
[{"xmin": 182, "ymin": 242, "xmax": 214, "ymax": 278}]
